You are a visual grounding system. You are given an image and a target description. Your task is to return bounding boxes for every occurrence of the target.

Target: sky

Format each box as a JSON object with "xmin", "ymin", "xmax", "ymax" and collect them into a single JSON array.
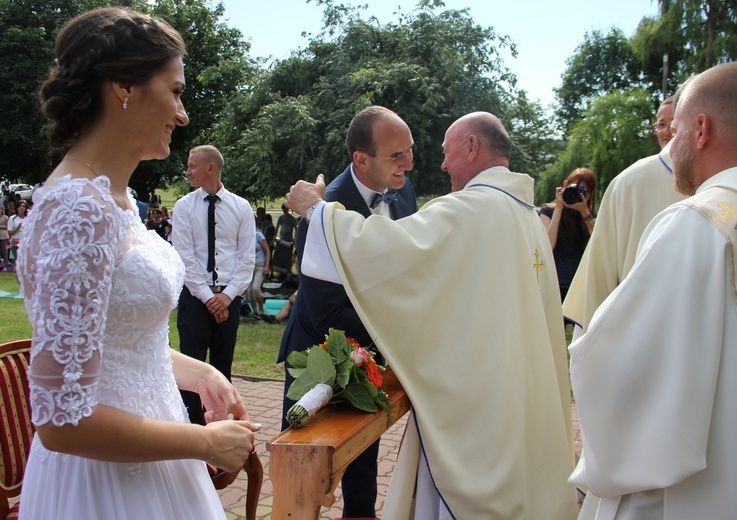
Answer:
[{"xmin": 218, "ymin": 0, "xmax": 660, "ymax": 108}]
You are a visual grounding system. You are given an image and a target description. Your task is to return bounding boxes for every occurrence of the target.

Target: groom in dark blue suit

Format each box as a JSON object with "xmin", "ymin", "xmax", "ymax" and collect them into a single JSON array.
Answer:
[{"xmin": 278, "ymin": 106, "xmax": 418, "ymax": 517}]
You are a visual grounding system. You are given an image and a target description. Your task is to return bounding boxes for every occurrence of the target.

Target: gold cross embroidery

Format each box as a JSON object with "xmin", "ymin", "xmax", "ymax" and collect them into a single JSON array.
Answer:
[
  {"xmin": 716, "ymin": 201, "xmax": 737, "ymax": 229},
  {"xmin": 533, "ymin": 248, "xmax": 546, "ymax": 284}
]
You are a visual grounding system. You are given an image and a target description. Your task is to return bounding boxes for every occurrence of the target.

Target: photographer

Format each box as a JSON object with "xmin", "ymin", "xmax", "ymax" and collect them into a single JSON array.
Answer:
[{"xmin": 539, "ymin": 168, "xmax": 597, "ymax": 300}]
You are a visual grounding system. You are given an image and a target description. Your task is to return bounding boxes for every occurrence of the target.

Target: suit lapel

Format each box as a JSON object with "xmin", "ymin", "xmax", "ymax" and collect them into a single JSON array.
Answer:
[{"xmin": 325, "ymin": 166, "xmax": 372, "ymax": 218}]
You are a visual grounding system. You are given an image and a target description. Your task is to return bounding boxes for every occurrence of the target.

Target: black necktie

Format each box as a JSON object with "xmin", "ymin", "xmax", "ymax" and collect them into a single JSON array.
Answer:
[
  {"xmin": 370, "ymin": 189, "xmax": 398, "ymax": 209},
  {"xmin": 205, "ymin": 194, "xmax": 220, "ymax": 283}
]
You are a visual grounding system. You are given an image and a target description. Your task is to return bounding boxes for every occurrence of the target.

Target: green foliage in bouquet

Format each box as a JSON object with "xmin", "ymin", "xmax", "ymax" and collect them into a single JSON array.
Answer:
[{"xmin": 285, "ymin": 329, "xmax": 390, "ymax": 428}]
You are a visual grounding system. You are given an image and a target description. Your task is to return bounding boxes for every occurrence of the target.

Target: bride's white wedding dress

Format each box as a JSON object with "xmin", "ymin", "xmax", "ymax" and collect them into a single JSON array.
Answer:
[{"xmin": 17, "ymin": 175, "xmax": 224, "ymax": 519}]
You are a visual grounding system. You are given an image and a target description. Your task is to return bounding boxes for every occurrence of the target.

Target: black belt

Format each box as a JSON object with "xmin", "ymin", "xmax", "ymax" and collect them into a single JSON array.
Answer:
[{"xmin": 210, "ymin": 285, "xmax": 227, "ymax": 293}]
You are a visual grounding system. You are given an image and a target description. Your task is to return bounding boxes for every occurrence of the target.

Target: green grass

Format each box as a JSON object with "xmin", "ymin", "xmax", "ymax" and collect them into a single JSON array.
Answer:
[
  {"xmin": 0, "ymin": 272, "xmax": 30, "ymax": 341},
  {"xmin": 0, "ymin": 272, "xmax": 285, "ymax": 380},
  {"xmin": 158, "ymin": 187, "xmax": 287, "ymax": 216}
]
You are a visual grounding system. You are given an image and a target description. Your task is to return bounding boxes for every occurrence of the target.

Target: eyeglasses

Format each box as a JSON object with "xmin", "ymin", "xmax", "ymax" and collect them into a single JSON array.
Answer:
[{"xmin": 653, "ymin": 122, "xmax": 672, "ymax": 132}]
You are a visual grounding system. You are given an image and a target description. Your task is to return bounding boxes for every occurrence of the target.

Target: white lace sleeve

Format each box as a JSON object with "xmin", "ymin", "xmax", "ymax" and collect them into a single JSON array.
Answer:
[{"xmin": 23, "ymin": 180, "xmax": 119, "ymax": 427}]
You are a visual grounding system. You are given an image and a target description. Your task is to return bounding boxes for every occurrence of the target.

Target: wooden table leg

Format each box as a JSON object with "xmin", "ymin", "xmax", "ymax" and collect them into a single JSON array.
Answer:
[{"xmin": 270, "ymin": 445, "xmax": 333, "ymax": 520}]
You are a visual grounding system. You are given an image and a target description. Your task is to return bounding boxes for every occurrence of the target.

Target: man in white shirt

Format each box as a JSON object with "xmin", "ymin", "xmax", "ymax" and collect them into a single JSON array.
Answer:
[
  {"xmin": 172, "ymin": 145, "xmax": 255, "ymax": 425},
  {"xmin": 570, "ymin": 61, "xmax": 737, "ymax": 519}
]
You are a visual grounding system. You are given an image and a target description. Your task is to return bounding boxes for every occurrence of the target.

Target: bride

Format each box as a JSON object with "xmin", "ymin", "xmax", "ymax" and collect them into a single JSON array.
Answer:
[{"xmin": 17, "ymin": 7, "xmax": 259, "ymax": 519}]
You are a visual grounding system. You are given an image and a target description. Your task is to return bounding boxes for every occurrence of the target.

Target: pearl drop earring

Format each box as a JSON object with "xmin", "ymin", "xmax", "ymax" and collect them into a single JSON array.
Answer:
[{"xmin": 123, "ymin": 97, "xmax": 128, "ymax": 110}]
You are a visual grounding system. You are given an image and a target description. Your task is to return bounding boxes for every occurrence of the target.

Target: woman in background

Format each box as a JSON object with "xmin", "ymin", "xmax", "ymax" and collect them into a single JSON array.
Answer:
[
  {"xmin": 7, "ymin": 200, "xmax": 27, "ymax": 268},
  {"xmin": 0, "ymin": 205, "xmax": 9, "ymax": 270},
  {"xmin": 539, "ymin": 167, "xmax": 597, "ymax": 301},
  {"xmin": 247, "ymin": 230, "xmax": 271, "ymax": 319},
  {"xmin": 19, "ymin": 7, "xmax": 258, "ymax": 519}
]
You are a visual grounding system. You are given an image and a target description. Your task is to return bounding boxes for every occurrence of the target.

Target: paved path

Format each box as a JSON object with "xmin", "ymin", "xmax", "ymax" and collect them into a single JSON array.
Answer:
[{"xmin": 220, "ymin": 376, "xmax": 581, "ymax": 519}]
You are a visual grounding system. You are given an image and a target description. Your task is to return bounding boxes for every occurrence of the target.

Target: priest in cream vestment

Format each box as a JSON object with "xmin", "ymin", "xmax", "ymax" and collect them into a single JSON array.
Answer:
[
  {"xmin": 289, "ymin": 112, "xmax": 578, "ymax": 519},
  {"xmin": 570, "ymin": 62, "xmax": 737, "ymax": 519},
  {"xmin": 563, "ymin": 144, "xmax": 685, "ymax": 333}
]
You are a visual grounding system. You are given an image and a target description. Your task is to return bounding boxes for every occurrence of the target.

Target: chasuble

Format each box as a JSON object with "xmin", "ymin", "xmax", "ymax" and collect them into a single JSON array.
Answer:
[
  {"xmin": 570, "ymin": 168, "xmax": 737, "ymax": 519},
  {"xmin": 563, "ymin": 146, "xmax": 684, "ymax": 332},
  {"xmin": 304, "ymin": 167, "xmax": 578, "ymax": 519}
]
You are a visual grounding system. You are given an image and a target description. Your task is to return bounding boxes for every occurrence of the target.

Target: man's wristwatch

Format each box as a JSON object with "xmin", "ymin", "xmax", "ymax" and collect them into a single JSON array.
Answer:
[{"xmin": 305, "ymin": 201, "xmax": 321, "ymax": 223}]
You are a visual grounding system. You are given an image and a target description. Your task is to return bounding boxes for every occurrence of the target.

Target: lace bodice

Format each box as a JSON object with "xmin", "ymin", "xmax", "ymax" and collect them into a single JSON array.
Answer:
[{"xmin": 18, "ymin": 176, "xmax": 186, "ymax": 427}]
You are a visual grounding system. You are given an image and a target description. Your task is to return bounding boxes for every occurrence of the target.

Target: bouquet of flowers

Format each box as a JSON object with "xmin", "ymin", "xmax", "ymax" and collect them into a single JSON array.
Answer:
[{"xmin": 285, "ymin": 329, "xmax": 390, "ymax": 428}]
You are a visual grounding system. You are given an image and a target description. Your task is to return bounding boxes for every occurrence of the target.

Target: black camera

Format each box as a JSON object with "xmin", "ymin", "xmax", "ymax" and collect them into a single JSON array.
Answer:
[{"xmin": 562, "ymin": 184, "xmax": 587, "ymax": 205}]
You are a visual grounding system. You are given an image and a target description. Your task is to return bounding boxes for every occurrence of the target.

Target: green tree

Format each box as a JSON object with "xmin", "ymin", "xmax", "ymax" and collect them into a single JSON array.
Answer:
[
  {"xmin": 674, "ymin": 0, "xmax": 737, "ymax": 71},
  {"xmin": 629, "ymin": 1, "xmax": 687, "ymax": 95},
  {"xmin": 503, "ymin": 90, "xmax": 558, "ymax": 179},
  {"xmin": 0, "ymin": 0, "xmax": 82, "ymax": 184},
  {"xmin": 537, "ymin": 89, "xmax": 658, "ymax": 204},
  {"xmin": 0, "ymin": 0, "xmax": 254, "ymax": 199},
  {"xmin": 131, "ymin": 0, "xmax": 257, "ymax": 201},
  {"xmin": 210, "ymin": 0, "xmax": 551, "ymax": 200},
  {"xmin": 554, "ymin": 28, "xmax": 644, "ymax": 137},
  {"xmin": 632, "ymin": 0, "xmax": 737, "ymax": 95}
]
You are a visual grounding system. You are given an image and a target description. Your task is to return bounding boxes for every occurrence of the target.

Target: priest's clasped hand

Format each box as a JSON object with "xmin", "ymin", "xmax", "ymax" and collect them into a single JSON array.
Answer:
[{"xmin": 286, "ymin": 173, "xmax": 326, "ymax": 216}]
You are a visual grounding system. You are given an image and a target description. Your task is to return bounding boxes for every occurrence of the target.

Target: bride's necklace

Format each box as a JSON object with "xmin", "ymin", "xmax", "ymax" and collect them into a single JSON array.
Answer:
[
  {"xmin": 63, "ymin": 157, "xmax": 98, "ymax": 177},
  {"xmin": 61, "ymin": 157, "xmax": 131, "ymax": 209}
]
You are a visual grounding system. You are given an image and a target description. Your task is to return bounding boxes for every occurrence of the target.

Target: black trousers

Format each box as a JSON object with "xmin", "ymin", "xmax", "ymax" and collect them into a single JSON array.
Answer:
[{"xmin": 177, "ymin": 286, "xmax": 241, "ymax": 425}]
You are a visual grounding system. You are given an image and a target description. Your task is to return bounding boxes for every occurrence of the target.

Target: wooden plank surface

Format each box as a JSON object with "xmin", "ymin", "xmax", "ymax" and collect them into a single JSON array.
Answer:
[{"xmin": 267, "ymin": 368, "xmax": 410, "ymax": 520}]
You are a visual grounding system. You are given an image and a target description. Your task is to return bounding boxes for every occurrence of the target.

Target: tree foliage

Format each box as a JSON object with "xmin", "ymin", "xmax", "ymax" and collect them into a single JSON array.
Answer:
[
  {"xmin": 0, "ymin": 0, "xmax": 80, "ymax": 184},
  {"xmin": 547, "ymin": 0, "xmax": 737, "ymax": 202},
  {"xmin": 554, "ymin": 28, "xmax": 644, "ymax": 137},
  {"xmin": 661, "ymin": 0, "xmax": 737, "ymax": 72},
  {"xmin": 132, "ymin": 0, "xmax": 257, "ymax": 201},
  {"xmin": 538, "ymin": 89, "xmax": 658, "ymax": 204},
  {"xmin": 5, "ymin": 0, "xmax": 735, "ymax": 205},
  {"xmin": 629, "ymin": 1, "xmax": 688, "ymax": 92},
  {"xmin": 208, "ymin": 0, "xmax": 555, "ymax": 200},
  {"xmin": 0, "ymin": 0, "xmax": 254, "ymax": 201}
]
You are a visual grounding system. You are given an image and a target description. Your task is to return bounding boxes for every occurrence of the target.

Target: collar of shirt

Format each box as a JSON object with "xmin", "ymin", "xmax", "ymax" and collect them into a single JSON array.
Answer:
[
  {"xmin": 204, "ymin": 185, "xmax": 228, "ymax": 200},
  {"xmin": 350, "ymin": 164, "xmax": 392, "ymax": 217}
]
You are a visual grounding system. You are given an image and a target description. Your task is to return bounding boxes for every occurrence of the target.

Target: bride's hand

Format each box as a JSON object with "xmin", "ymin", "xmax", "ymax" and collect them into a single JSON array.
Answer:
[{"xmin": 196, "ymin": 369, "xmax": 251, "ymax": 422}]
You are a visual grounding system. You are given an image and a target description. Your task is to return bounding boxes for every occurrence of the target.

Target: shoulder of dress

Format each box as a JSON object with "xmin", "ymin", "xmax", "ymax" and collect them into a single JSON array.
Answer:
[{"xmin": 34, "ymin": 177, "xmax": 117, "ymax": 215}]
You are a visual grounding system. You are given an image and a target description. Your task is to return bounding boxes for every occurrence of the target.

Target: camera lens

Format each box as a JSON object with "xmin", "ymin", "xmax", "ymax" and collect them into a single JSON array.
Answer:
[{"xmin": 562, "ymin": 185, "xmax": 583, "ymax": 204}]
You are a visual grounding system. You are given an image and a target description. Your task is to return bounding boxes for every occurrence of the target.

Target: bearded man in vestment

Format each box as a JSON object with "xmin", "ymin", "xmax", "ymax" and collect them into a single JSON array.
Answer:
[
  {"xmin": 287, "ymin": 112, "xmax": 578, "ymax": 519},
  {"xmin": 570, "ymin": 62, "xmax": 737, "ymax": 519}
]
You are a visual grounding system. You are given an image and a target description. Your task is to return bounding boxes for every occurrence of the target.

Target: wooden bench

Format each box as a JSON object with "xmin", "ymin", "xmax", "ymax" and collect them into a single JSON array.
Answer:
[{"xmin": 266, "ymin": 367, "xmax": 410, "ymax": 520}]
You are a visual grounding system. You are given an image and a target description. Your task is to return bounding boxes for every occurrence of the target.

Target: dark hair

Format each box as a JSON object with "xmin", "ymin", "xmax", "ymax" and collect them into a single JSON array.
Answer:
[
  {"xmin": 565, "ymin": 167, "xmax": 597, "ymax": 213},
  {"xmin": 39, "ymin": 6, "xmax": 185, "ymax": 148},
  {"xmin": 346, "ymin": 106, "xmax": 397, "ymax": 158},
  {"xmin": 562, "ymin": 167, "xmax": 597, "ymax": 250}
]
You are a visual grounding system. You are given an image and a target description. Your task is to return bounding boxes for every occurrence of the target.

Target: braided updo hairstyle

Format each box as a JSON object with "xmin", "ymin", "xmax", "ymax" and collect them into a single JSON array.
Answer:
[{"xmin": 39, "ymin": 6, "xmax": 185, "ymax": 148}]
